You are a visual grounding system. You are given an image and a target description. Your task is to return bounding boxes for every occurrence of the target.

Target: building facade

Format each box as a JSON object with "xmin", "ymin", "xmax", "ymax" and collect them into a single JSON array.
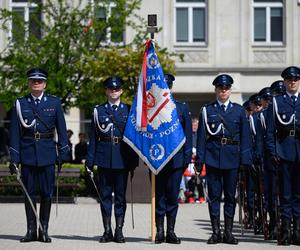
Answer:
[{"xmin": 1, "ymin": 0, "xmax": 300, "ymax": 145}]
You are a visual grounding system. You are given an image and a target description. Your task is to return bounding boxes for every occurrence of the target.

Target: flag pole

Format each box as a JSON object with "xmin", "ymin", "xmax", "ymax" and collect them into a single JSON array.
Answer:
[
  {"xmin": 147, "ymin": 14, "xmax": 158, "ymax": 243},
  {"xmin": 151, "ymin": 172, "xmax": 156, "ymax": 242}
]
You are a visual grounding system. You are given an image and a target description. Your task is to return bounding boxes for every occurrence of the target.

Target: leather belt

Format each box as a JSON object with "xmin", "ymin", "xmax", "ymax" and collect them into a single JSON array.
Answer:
[
  {"xmin": 98, "ymin": 136, "xmax": 122, "ymax": 144},
  {"xmin": 22, "ymin": 131, "xmax": 54, "ymax": 140},
  {"xmin": 209, "ymin": 136, "xmax": 240, "ymax": 145},
  {"xmin": 277, "ymin": 127, "xmax": 300, "ymax": 138}
]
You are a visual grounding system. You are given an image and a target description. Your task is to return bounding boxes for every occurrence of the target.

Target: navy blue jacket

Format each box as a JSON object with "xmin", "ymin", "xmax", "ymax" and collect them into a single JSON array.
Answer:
[
  {"xmin": 197, "ymin": 101, "xmax": 252, "ymax": 169},
  {"xmin": 266, "ymin": 93, "xmax": 300, "ymax": 162},
  {"xmin": 249, "ymin": 112, "xmax": 264, "ymax": 164},
  {"xmin": 86, "ymin": 102, "xmax": 138, "ymax": 169},
  {"xmin": 9, "ymin": 93, "xmax": 69, "ymax": 166},
  {"xmin": 166, "ymin": 100, "xmax": 192, "ymax": 168}
]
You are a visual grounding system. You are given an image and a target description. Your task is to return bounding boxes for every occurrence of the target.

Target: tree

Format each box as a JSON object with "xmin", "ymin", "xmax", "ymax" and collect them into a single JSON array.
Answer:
[{"xmin": 0, "ymin": 0, "xmax": 176, "ymax": 113}]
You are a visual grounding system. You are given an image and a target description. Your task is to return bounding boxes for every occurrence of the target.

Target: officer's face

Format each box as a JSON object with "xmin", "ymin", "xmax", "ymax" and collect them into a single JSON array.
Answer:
[
  {"xmin": 249, "ymin": 102, "xmax": 262, "ymax": 113},
  {"xmin": 284, "ymin": 78, "xmax": 300, "ymax": 94},
  {"xmin": 192, "ymin": 119, "xmax": 198, "ymax": 132},
  {"xmin": 260, "ymin": 98, "xmax": 269, "ymax": 109},
  {"xmin": 215, "ymin": 86, "xmax": 231, "ymax": 102},
  {"xmin": 28, "ymin": 79, "xmax": 46, "ymax": 96},
  {"xmin": 105, "ymin": 87, "xmax": 123, "ymax": 101}
]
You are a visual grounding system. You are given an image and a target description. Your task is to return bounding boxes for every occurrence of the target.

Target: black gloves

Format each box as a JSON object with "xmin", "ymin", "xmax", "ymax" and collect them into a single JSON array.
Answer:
[
  {"xmin": 271, "ymin": 155, "xmax": 280, "ymax": 170},
  {"xmin": 56, "ymin": 160, "xmax": 63, "ymax": 173},
  {"xmin": 249, "ymin": 164, "xmax": 259, "ymax": 177},
  {"xmin": 194, "ymin": 163, "xmax": 203, "ymax": 175},
  {"xmin": 130, "ymin": 169, "xmax": 134, "ymax": 179},
  {"xmin": 129, "ymin": 166, "xmax": 137, "ymax": 179},
  {"xmin": 239, "ymin": 164, "xmax": 247, "ymax": 173},
  {"xmin": 8, "ymin": 162, "xmax": 18, "ymax": 175},
  {"xmin": 85, "ymin": 164, "xmax": 94, "ymax": 178}
]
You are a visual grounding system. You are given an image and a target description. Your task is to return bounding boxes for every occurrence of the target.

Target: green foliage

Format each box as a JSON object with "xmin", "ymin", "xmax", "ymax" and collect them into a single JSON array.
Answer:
[
  {"xmin": 0, "ymin": 164, "xmax": 87, "ymax": 197},
  {"xmin": 0, "ymin": 0, "xmax": 177, "ymax": 113}
]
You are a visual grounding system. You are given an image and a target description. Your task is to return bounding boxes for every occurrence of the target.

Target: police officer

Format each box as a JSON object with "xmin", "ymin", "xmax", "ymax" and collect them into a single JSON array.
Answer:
[
  {"xmin": 256, "ymin": 87, "xmax": 276, "ymax": 239},
  {"xmin": 85, "ymin": 76, "xmax": 138, "ymax": 243},
  {"xmin": 245, "ymin": 94, "xmax": 262, "ymax": 230},
  {"xmin": 196, "ymin": 74, "xmax": 252, "ymax": 245},
  {"xmin": 266, "ymin": 66, "xmax": 300, "ymax": 245},
  {"xmin": 154, "ymin": 73, "xmax": 192, "ymax": 244},
  {"xmin": 9, "ymin": 68, "xmax": 69, "ymax": 243},
  {"xmin": 270, "ymin": 80, "xmax": 286, "ymax": 96}
]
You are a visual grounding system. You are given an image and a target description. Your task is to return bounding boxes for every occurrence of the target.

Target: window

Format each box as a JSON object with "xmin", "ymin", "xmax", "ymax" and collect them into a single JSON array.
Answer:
[
  {"xmin": 175, "ymin": 0, "xmax": 207, "ymax": 44},
  {"xmin": 253, "ymin": 0, "xmax": 283, "ymax": 44},
  {"xmin": 10, "ymin": 0, "xmax": 42, "ymax": 43},
  {"xmin": 93, "ymin": 1, "xmax": 124, "ymax": 44}
]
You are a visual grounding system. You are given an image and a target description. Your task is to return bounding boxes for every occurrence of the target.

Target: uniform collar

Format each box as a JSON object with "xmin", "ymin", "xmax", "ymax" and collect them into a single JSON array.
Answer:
[
  {"xmin": 217, "ymin": 99, "xmax": 230, "ymax": 110},
  {"xmin": 31, "ymin": 92, "xmax": 44, "ymax": 101},
  {"xmin": 286, "ymin": 91, "xmax": 299, "ymax": 98},
  {"xmin": 108, "ymin": 100, "xmax": 120, "ymax": 108}
]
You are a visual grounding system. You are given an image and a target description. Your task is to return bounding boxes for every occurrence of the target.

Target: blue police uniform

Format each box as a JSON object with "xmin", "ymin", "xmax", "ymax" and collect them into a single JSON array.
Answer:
[
  {"xmin": 154, "ymin": 73, "xmax": 192, "ymax": 244},
  {"xmin": 246, "ymin": 111, "xmax": 260, "ymax": 228},
  {"xmin": 86, "ymin": 76, "xmax": 138, "ymax": 243},
  {"xmin": 9, "ymin": 68, "xmax": 69, "ymax": 243},
  {"xmin": 255, "ymin": 87, "xmax": 278, "ymax": 239},
  {"xmin": 245, "ymin": 94, "xmax": 262, "ymax": 228},
  {"xmin": 197, "ymin": 74, "xmax": 252, "ymax": 245},
  {"xmin": 265, "ymin": 66, "xmax": 300, "ymax": 245}
]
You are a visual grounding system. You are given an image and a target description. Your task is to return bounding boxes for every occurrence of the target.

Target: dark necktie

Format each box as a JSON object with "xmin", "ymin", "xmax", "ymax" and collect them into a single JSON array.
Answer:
[
  {"xmin": 291, "ymin": 95, "xmax": 297, "ymax": 105},
  {"xmin": 35, "ymin": 99, "xmax": 40, "ymax": 106},
  {"xmin": 221, "ymin": 104, "xmax": 226, "ymax": 112},
  {"xmin": 112, "ymin": 104, "xmax": 118, "ymax": 112}
]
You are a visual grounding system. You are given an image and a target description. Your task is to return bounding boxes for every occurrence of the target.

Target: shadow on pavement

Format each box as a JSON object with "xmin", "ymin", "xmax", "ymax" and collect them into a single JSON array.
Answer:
[
  {"xmin": 52, "ymin": 235, "xmax": 98, "ymax": 241},
  {"xmin": 52, "ymin": 235, "xmax": 150, "ymax": 243},
  {"xmin": 0, "ymin": 234, "xmax": 21, "ymax": 240}
]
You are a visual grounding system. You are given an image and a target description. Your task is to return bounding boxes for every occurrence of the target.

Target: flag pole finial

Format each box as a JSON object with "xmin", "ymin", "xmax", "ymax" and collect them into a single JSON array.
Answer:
[{"xmin": 147, "ymin": 14, "xmax": 157, "ymax": 40}]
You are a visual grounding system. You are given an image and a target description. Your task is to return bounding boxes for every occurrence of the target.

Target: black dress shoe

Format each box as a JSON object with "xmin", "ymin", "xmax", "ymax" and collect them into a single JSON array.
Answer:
[
  {"xmin": 223, "ymin": 232, "xmax": 238, "ymax": 245},
  {"xmin": 20, "ymin": 230, "xmax": 37, "ymax": 243},
  {"xmin": 166, "ymin": 231, "xmax": 181, "ymax": 244},
  {"xmin": 38, "ymin": 228, "xmax": 51, "ymax": 243},
  {"xmin": 207, "ymin": 233, "xmax": 222, "ymax": 244},
  {"xmin": 113, "ymin": 228, "xmax": 125, "ymax": 243},
  {"xmin": 99, "ymin": 230, "xmax": 113, "ymax": 243}
]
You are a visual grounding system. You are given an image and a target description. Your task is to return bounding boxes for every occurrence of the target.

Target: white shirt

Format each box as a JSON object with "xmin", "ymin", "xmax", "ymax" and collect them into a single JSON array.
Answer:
[
  {"xmin": 31, "ymin": 93, "xmax": 44, "ymax": 102},
  {"xmin": 217, "ymin": 99, "xmax": 230, "ymax": 111}
]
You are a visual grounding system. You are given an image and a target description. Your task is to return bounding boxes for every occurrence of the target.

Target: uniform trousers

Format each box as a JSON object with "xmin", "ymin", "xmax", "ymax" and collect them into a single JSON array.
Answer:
[
  {"xmin": 279, "ymin": 160, "xmax": 300, "ymax": 220},
  {"xmin": 206, "ymin": 166, "xmax": 238, "ymax": 219},
  {"xmin": 155, "ymin": 166, "xmax": 183, "ymax": 218},
  {"xmin": 98, "ymin": 168, "xmax": 128, "ymax": 218}
]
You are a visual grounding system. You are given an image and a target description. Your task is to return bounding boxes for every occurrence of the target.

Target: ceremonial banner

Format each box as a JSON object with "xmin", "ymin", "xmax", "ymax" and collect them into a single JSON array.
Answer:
[{"xmin": 123, "ymin": 40, "xmax": 185, "ymax": 174}]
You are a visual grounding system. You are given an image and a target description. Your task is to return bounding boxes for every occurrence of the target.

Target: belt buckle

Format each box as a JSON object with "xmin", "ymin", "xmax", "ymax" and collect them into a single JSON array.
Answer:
[
  {"xmin": 221, "ymin": 137, "xmax": 227, "ymax": 145},
  {"xmin": 289, "ymin": 130, "xmax": 295, "ymax": 136},
  {"xmin": 34, "ymin": 132, "xmax": 40, "ymax": 140},
  {"xmin": 112, "ymin": 136, "xmax": 119, "ymax": 144}
]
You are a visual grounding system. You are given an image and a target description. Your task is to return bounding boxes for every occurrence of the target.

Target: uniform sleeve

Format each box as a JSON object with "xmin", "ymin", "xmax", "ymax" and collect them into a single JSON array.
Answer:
[
  {"xmin": 265, "ymin": 102, "xmax": 276, "ymax": 157},
  {"xmin": 240, "ymin": 108, "xmax": 253, "ymax": 165},
  {"xmin": 254, "ymin": 116, "xmax": 263, "ymax": 163},
  {"xmin": 55, "ymin": 99, "xmax": 69, "ymax": 162},
  {"xmin": 182, "ymin": 103, "xmax": 193, "ymax": 165},
  {"xmin": 9, "ymin": 102, "xmax": 21, "ymax": 164},
  {"xmin": 85, "ymin": 111, "xmax": 97, "ymax": 168},
  {"xmin": 196, "ymin": 107, "xmax": 206, "ymax": 164}
]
